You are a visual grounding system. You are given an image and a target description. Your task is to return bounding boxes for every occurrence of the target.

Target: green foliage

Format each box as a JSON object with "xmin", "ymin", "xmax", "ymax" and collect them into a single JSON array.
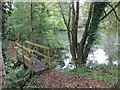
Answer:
[
  {"xmin": 6, "ymin": 2, "xmax": 65, "ymax": 62},
  {"xmin": 2, "ymin": 2, "xmax": 12, "ymax": 60},
  {"xmin": 41, "ymin": 58, "xmax": 58, "ymax": 69},
  {"xmin": 6, "ymin": 2, "xmax": 30, "ymax": 41},
  {"xmin": 6, "ymin": 2, "xmax": 64, "ymax": 43},
  {"xmin": 65, "ymin": 64, "xmax": 118, "ymax": 85},
  {"xmin": 5, "ymin": 58, "xmax": 18, "ymax": 72},
  {"xmin": 49, "ymin": 61, "xmax": 58, "ymax": 69},
  {"xmin": 5, "ymin": 58, "xmax": 41, "ymax": 88},
  {"xmin": 7, "ymin": 65, "xmax": 29, "ymax": 88},
  {"xmin": 99, "ymin": 2, "xmax": 118, "ymax": 34}
]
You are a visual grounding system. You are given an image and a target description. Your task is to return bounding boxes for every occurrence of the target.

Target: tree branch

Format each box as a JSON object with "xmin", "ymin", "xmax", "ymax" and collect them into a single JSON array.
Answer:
[
  {"xmin": 100, "ymin": 1, "xmax": 120, "ymax": 21},
  {"xmin": 107, "ymin": 3, "xmax": 120, "ymax": 22},
  {"xmin": 59, "ymin": 2, "xmax": 77, "ymax": 59},
  {"xmin": 103, "ymin": 9, "xmax": 107, "ymax": 16},
  {"xmin": 79, "ymin": 3, "xmax": 94, "ymax": 47},
  {"xmin": 77, "ymin": 3, "xmax": 94, "ymax": 61},
  {"xmin": 67, "ymin": 3, "xmax": 72, "ymax": 42},
  {"xmin": 68, "ymin": 3, "xmax": 72, "ymax": 28},
  {"xmin": 59, "ymin": 3, "xmax": 67, "ymax": 27}
]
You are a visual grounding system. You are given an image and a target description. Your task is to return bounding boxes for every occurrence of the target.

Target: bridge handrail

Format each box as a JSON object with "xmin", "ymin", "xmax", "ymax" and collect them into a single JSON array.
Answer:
[
  {"xmin": 15, "ymin": 41, "xmax": 51, "ymax": 68},
  {"xmin": 15, "ymin": 42, "xmax": 34, "ymax": 68},
  {"xmin": 25, "ymin": 41, "xmax": 50, "ymax": 60},
  {"xmin": 25, "ymin": 41, "xmax": 49, "ymax": 50},
  {"xmin": 16, "ymin": 42, "xmax": 51, "ymax": 59},
  {"xmin": 17, "ymin": 51, "xmax": 35, "ymax": 64}
]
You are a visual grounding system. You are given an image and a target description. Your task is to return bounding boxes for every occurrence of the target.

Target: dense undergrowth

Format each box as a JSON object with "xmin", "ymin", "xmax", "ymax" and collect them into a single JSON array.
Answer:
[
  {"xmin": 5, "ymin": 58, "xmax": 41, "ymax": 88},
  {"xmin": 5, "ymin": 56, "xmax": 61, "ymax": 88}
]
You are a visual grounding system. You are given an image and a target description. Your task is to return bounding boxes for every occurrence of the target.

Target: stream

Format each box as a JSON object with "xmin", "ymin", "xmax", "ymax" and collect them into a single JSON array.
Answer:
[{"xmin": 56, "ymin": 30, "xmax": 118, "ymax": 70}]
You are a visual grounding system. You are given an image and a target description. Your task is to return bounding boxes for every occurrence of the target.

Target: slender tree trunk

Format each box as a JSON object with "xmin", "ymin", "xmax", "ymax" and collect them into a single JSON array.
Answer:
[
  {"xmin": 117, "ymin": 2, "xmax": 120, "ymax": 82},
  {"xmin": 59, "ymin": 3, "xmax": 74, "ymax": 60},
  {"xmin": 59, "ymin": 2, "xmax": 79, "ymax": 60},
  {"xmin": 67, "ymin": 4, "xmax": 73, "ymax": 60},
  {"xmin": 75, "ymin": 1, "xmax": 79, "ymax": 58},
  {"xmin": 0, "ymin": 1, "xmax": 6, "ymax": 88},
  {"xmin": 59, "ymin": 3, "xmax": 72, "ymax": 43},
  {"xmin": 71, "ymin": 2, "xmax": 77, "ymax": 60},
  {"xmin": 1, "ymin": 2, "xmax": 7, "ymax": 61},
  {"xmin": 0, "ymin": 42, "xmax": 6, "ymax": 89},
  {"xmin": 30, "ymin": 0, "xmax": 34, "ymax": 42},
  {"xmin": 77, "ymin": 3, "xmax": 93, "ymax": 64},
  {"xmin": 71, "ymin": 1, "xmax": 80, "ymax": 60}
]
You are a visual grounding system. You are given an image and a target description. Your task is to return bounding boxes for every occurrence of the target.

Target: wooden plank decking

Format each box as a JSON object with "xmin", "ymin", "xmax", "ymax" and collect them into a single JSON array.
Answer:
[
  {"xmin": 17, "ymin": 55, "xmax": 49, "ymax": 73},
  {"xmin": 15, "ymin": 41, "xmax": 51, "ymax": 73}
]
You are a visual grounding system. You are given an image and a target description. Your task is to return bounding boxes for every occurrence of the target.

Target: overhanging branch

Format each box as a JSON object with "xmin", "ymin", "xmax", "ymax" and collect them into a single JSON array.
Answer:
[
  {"xmin": 100, "ymin": 1, "xmax": 120, "ymax": 21},
  {"xmin": 107, "ymin": 3, "xmax": 120, "ymax": 22}
]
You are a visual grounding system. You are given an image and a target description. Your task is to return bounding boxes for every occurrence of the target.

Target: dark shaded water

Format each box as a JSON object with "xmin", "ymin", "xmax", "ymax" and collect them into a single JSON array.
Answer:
[{"xmin": 56, "ymin": 30, "xmax": 118, "ymax": 70}]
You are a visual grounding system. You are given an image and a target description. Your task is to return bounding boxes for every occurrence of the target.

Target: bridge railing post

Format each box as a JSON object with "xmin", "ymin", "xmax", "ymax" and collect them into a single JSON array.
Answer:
[
  {"xmin": 22, "ymin": 46, "xmax": 24, "ymax": 62},
  {"xmin": 47, "ymin": 49, "xmax": 50, "ymax": 65},
  {"xmin": 21, "ymin": 46, "xmax": 26, "ymax": 68},
  {"xmin": 29, "ymin": 50, "xmax": 33, "ymax": 69},
  {"xmin": 15, "ymin": 42, "xmax": 18, "ymax": 59}
]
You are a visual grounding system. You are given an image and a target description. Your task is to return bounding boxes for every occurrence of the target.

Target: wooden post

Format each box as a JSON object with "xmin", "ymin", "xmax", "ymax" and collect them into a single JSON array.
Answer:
[
  {"xmin": 22, "ymin": 46, "xmax": 24, "ymax": 62},
  {"xmin": 28, "ymin": 42, "xmax": 31, "ymax": 50},
  {"xmin": 15, "ymin": 42, "xmax": 18, "ymax": 59},
  {"xmin": 22, "ymin": 46, "xmax": 26, "ymax": 68},
  {"xmin": 29, "ymin": 50, "xmax": 33, "ymax": 69},
  {"xmin": 48, "ymin": 49, "xmax": 50, "ymax": 65}
]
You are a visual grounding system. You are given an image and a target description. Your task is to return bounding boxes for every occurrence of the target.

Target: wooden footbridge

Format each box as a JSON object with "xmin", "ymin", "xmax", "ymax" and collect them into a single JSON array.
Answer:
[{"xmin": 15, "ymin": 41, "xmax": 51, "ymax": 73}]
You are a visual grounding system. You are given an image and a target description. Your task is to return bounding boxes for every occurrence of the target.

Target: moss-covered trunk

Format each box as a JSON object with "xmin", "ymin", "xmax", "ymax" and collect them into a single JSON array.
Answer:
[{"xmin": 77, "ymin": 2, "xmax": 107, "ymax": 64}]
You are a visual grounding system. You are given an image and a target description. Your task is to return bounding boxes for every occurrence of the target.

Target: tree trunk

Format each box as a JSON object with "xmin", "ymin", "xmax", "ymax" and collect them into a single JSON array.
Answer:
[
  {"xmin": 59, "ymin": 3, "xmax": 74, "ymax": 60},
  {"xmin": 60, "ymin": 2, "xmax": 119, "ymax": 66},
  {"xmin": 71, "ymin": 1, "xmax": 79, "ymax": 60},
  {"xmin": 0, "ymin": 42, "xmax": 6, "ymax": 89},
  {"xmin": 75, "ymin": 1, "xmax": 79, "ymax": 57},
  {"xmin": 118, "ymin": 4, "xmax": 120, "ymax": 82},
  {"xmin": 30, "ymin": 0, "xmax": 34, "ymax": 42},
  {"xmin": 0, "ymin": 1, "xmax": 6, "ymax": 88},
  {"xmin": 81, "ymin": 2, "xmax": 107, "ymax": 64},
  {"xmin": 77, "ymin": 3, "xmax": 93, "ymax": 64},
  {"xmin": 1, "ymin": 2, "xmax": 7, "ymax": 61},
  {"xmin": 71, "ymin": 2, "xmax": 77, "ymax": 60},
  {"xmin": 59, "ymin": 2, "xmax": 80, "ymax": 61}
]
